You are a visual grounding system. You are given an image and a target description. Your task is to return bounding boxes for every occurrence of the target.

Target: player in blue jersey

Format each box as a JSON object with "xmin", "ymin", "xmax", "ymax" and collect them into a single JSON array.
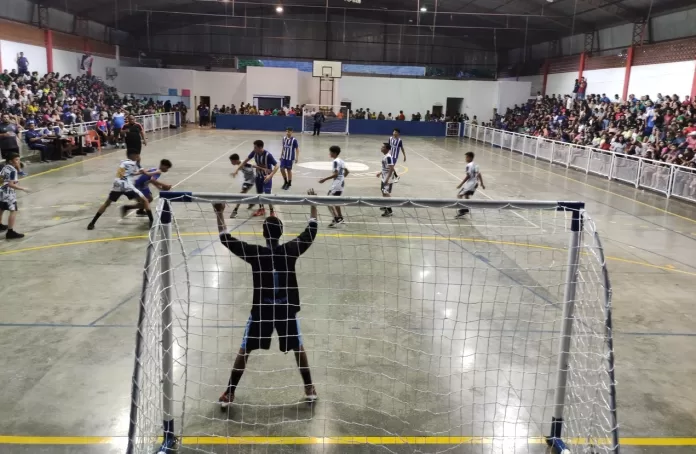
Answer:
[
  {"xmin": 233, "ymin": 140, "xmax": 279, "ymax": 217},
  {"xmin": 122, "ymin": 159, "xmax": 173, "ymax": 218},
  {"xmin": 112, "ymin": 109, "xmax": 126, "ymax": 148},
  {"xmin": 388, "ymin": 128, "xmax": 406, "ymax": 182},
  {"xmin": 87, "ymin": 149, "xmax": 155, "ymax": 230},
  {"xmin": 280, "ymin": 127, "xmax": 299, "ymax": 190}
]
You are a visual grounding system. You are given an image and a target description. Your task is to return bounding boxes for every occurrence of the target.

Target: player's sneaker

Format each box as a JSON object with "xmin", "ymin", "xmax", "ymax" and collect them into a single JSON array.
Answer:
[
  {"xmin": 87, "ymin": 223, "xmax": 95, "ymax": 230},
  {"xmin": 282, "ymin": 182, "xmax": 289, "ymax": 190},
  {"xmin": 136, "ymin": 209, "xmax": 147, "ymax": 217},
  {"xmin": 379, "ymin": 207, "xmax": 387, "ymax": 211},
  {"xmin": 5, "ymin": 230, "xmax": 25, "ymax": 240},
  {"xmin": 329, "ymin": 217, "xmax": 344, "ymax": 228},
  {"xmin": 381, "ymin": 210, "xmax": 393, "ymax": 217},
  {"xmin": 120, "ymin": 206, "xmax": 128, "ymax": 218},
  {"xmin": 230, "ymin": 209, "xmax": 238, "ymax": 219},
  {"xmin": 304, "ymin": 385, "xmax": 318, "ymax": 404},
  {"xmin": 393, "ymin": 174, "xmax": 400, "ymax": 183},
  {"xmin": 247, "ymin": 204, "xmax": 255, "ymax": 210},
  {"xmin": 0, "ymin": 224, "xmax": 7, "ymax": 232},
  {"xmin": 253, "ymin": 208, "xmax": 266, "ymax": 217},
  {"xmin": 455, "ymin": 209, "xmax": 470, "ymax": 219},
  {"xmin": 219, "ymin": 390, "xmax": 234, "ymax": 409}
]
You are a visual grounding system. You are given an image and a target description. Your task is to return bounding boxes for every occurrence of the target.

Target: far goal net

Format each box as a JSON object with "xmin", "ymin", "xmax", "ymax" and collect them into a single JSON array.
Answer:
[
  {"xmin": 302, "ymin": 104, "xmax": 349, "ymax": 134},
  {"xmin": 127, "ymin": 193, "xmax": 618, "ymax": 454}
]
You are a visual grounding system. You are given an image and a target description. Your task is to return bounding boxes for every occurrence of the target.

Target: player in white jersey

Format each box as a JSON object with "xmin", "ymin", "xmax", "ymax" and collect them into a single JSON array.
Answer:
[
  {"xmin": 455, "ymin": 151, "xmax": 485, "ymax": 219},
  {"xmin": 229, "ymin": 152, "xmax": 257, "ymax": 218},
  {"xmin": 318, "ymin": 145, "xmax": 350, "ymax": 228},
  {"xmin": 280, "ymin": 127, "xmax": 300, "ymax": 190},
  {"xmin": 87, "ymin": 149, "xmax": 155, "ymax": 230},
  {"xmin": 388, "ymin": 128, "xmax": 406, "ymax": 182},
  {"xmin": 377, "ymin": 142, "xmax": 396, "ymax": 217},
  {"xmin": 0, "ymin": 152, "xmax": 30, "ymax": 239}
]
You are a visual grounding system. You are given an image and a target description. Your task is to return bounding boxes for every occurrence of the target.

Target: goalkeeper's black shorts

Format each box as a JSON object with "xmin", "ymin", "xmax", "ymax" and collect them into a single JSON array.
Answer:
[{"xmin": 240, "ymin": 314, "xmax": 302, "ymax": 353}]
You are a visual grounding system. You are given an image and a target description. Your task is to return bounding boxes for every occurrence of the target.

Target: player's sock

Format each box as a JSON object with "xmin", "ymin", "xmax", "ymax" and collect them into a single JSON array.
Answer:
[
  {"xmin": 88, "ymin": 211, "xmax": 103, "ymax": 227},
  {"xmin": 146, "ymin": 210, "xmax": 154, "ymax": 227}
]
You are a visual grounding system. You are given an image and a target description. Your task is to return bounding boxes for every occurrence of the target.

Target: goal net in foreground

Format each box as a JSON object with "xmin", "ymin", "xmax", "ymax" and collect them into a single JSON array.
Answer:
[
  {"xmin": 302, "ymin": 104, "xmax": 349, "ymax": 134},
  {"xmin": 127, "ymin": 194, "xmax": 618, "ymax": 454}
]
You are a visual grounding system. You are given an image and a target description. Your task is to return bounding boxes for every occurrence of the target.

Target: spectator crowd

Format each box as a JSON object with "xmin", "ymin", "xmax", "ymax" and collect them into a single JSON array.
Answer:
[
  {"xmin": 490, "ymin": 87, "xmax": 696, "ymax": 168},
  {"xmin": 0, "ymin": 68, "xmax": 187, "ymax": 161}
]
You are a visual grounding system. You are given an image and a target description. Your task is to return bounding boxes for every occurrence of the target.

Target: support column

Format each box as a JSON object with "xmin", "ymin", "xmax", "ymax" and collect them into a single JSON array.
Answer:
[
  {"xmin": 83, "ymin": 37, "xmax": 91, "ymax": 53},
  {"xmin": 578, "ymin": 51, "xmax": 586, "ymax": 82},
  {"xmin": 541, "ymin": 60, "xmax": 550, "ymax": 96},
  {"xmin": 691, "ymin": 62, "xmax": 696, "ymax": 100},
  {"xmin": 622, "ymin": 46, "xmax": 634, "ymax": 102},
  {"xmin": 44, "ymin": 29, "xmax": 54, "ymax": 73}
]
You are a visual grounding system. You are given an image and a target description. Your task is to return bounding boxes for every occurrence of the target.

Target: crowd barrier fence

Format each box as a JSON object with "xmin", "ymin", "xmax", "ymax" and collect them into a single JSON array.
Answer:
[{"xmin": 462, "ymin": 122, "xmax": 696, "ymax": 204}]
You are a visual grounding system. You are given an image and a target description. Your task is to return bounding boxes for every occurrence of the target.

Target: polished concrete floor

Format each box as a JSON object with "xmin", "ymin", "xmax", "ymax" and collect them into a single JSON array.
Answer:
[{"xmin": 1, "ymin": 128, "xmax": 695, "ymax": 454}]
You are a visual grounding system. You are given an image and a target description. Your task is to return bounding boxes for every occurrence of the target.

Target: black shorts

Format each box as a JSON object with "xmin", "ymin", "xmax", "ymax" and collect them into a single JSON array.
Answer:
[
  {"xmin": 126, "ymin": 144, "xmax": 142, "ymax": 154},
  {"xmin": 380, "ymin": 182, "xmax": 393, "ymax": 194},
  {"xmin": 0, "ymin": 200, "xmax": 18, "ymax": 212},
  {"xmin": 1, "ymin": 148, "xmax": 20, "ymax": 160},
  {"xmin": 240, "ymin": 314, "xmax": 302, "ymax": 353},
  {"xmin": 108, "ymin": 190, "xmax": 141, "ymax": 202},
  {"xmin": 113, "ymin": 127, "xmax": 122, "ymax": 138}
]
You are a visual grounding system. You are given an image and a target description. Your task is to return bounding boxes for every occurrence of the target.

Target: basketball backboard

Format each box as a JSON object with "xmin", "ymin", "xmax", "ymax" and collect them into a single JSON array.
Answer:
[{"xmin": 312, "ymin": 60, "xmax": 342, "ymax": 78}]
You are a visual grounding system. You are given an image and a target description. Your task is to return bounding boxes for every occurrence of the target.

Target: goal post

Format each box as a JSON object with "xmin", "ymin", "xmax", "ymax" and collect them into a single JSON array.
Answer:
[
  {"xmin": 302, "ymin": 104, "xmax": 349, "ymax": 135},
  {"xmin": 127, "ymin": 193, "xmax": 618, "ymax": 454}
]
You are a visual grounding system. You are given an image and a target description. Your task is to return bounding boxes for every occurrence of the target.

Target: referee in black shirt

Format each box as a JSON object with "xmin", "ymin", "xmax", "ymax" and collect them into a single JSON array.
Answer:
[{"xmin": 123, "ymin": 115, "xmax": 147, "ymax": 154}]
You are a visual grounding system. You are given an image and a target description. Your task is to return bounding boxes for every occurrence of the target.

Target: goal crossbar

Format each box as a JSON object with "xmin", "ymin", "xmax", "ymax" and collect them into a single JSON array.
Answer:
[
  {"xmin": 159, "ymin": 191, "xmax": 585, "ymax": 212},
  {"xmin": 127, "ymin": 192, "xmax": 617, "ymax": 454}
]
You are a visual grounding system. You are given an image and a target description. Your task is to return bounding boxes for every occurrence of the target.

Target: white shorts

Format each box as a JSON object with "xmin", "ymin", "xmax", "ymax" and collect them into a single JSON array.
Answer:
[
  {"xmin": 458, "ymin": 184, "xmax": 477, "ymax": 197},
  {"xmin": 111, "ymin": 179, "xmax": 144, "ymax": 198}
]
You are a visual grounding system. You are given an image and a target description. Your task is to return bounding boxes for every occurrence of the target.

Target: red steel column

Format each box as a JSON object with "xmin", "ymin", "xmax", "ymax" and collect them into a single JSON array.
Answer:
[
  {"xmin": 44, "ymin": 29, "xmax": 54, "ymax": 72},
  {"xmin": 83, "ymin": 37, "xmax": 90, "ymax": 53},
  {"xmin": 622, "ymin": 46, "xmax": 635, "ymax": 101},
  {"xmin": 541, "ymin": 60, "xmax": 550, "ymax": 96},
  {"xmin": 578, "ymin": 51, "xmax": 586, "ymax": 81}
]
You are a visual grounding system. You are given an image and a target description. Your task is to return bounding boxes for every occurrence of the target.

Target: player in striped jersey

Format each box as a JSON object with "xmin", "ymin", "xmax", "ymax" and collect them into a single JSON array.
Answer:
[
  {"xmin": 318, "ymin": 145, "xmax": 350, "ymax": 228},
  {"xmin": 388, "ymin": 128, "xmax": 406, "ymax": 183},
  {"xmin": 377, "ymin": 142, "xmax": 396, "ymax": 217},
  {"xmin": 229, "ymin": 153, "xmax": 256, "ymax": 218},
  {"xmin": 122, "ymin": 159, "xmax": 173, "ymax": 219},
  {"xmin": 455, "ymin": 152, "xmax": 485, "ymax": 219},
  {"xmin": 234, "ymin": 140, "xmax": 279, "ymax": 217},
  {"xmin": 280, "ymin": 127, "xmax": 299, "ymax": 190}
]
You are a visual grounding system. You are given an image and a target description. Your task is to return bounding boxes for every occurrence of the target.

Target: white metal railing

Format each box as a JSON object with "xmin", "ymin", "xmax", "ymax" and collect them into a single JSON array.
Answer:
[
  {"xmin": 462, "ymin": 122, "xmax": 696, "ymax": 204},
  {"xmin": 19, "ymin": 112, "xmax": 178, "ymax": 159}
]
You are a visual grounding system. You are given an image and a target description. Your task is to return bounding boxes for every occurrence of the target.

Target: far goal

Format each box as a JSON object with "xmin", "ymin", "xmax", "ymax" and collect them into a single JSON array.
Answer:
[
  {"xmin": 127, "ymin": 193, "xmax": 618, "ymax": 454},
  {"xmin": 302, "ymin": 104, "xmax": 349, "ymax": 134}
]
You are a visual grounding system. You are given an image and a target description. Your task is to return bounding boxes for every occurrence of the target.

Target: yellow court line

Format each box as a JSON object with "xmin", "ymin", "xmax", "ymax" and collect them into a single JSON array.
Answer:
[
  {"xmin": 22, "ymin": 129, "xmax": 193, "ymax": 181},
  {"xmin": 1, "ymin": 230, "xmax": 695, "ymax": 277},
  {"xmin": 479, "ymin": 142, "xmax": 696, "ymax": 224},
  {"xmin": 0, "ymin": 435, "xmax": 695, "ymax": 446}
]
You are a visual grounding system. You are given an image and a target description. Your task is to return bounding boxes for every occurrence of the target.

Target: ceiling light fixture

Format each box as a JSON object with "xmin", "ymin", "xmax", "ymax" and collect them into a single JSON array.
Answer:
[
  {"xmin": 276, "ymin": 5, "xmax": 283, "ymax": 12},
  {"xmin": 420, "ymin": 6, "xmax": 427, "ymax": 11}
]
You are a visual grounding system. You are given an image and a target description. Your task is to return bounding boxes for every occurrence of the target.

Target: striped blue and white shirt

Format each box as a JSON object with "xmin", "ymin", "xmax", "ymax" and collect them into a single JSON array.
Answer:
[
  {"xmin": 389, "ymin": 136, "xmax": 404, "ymax": 162},
  {"xmin": 248, "ymin": 150, "xmax": 278, "ymax": 179},
  {"xmin": 281, "ymin": 136, "xmax": 299, "ymax": 161}
]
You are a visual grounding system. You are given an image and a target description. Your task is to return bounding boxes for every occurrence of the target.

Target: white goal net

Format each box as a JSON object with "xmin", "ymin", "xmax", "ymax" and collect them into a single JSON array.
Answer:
[
  {"xmin": 127, "ymin": 193, "xmax": 618, "ymax": 454},
  {"xmin": 302, "ymin": 104, "xmax": 349, "ymax": 135}
]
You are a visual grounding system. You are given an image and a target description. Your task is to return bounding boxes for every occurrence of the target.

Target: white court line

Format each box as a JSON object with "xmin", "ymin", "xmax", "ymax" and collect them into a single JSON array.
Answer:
[{"xmin": 407, "ymin": 145, "xmax": 541, "ymax": 229}]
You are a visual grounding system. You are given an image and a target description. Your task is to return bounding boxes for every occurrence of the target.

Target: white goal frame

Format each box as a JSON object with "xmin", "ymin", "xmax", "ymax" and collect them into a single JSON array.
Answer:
[
  {"xmin": 301, "ymin": 104, "xmax": 349, "ymax": 135},
  {"xmin": 126, "ymin": 193, "xmax": 619, "ymax": 454}
]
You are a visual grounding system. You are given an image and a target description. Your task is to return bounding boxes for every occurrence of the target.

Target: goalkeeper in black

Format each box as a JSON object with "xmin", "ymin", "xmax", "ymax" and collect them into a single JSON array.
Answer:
[{"xmin": 214, "ymin": 189, "xmax": 319, "ymax": 408}]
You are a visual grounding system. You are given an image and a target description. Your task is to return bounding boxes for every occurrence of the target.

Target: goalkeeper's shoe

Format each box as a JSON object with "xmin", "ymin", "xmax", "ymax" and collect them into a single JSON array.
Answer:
[
  {"xmin": 253, "ymin": 208, "xmax": 266, "ymax": 217},
  {"xmin": 219, "ymin": 390, "xmax": 235, "ymax": 409},
  {"xmin": 156, "ymin": 436, "xmax": 178, "ymax": 454},
  {"xmin": 305, "ymin": 385, "xmax": 318, "ymax": 404}
]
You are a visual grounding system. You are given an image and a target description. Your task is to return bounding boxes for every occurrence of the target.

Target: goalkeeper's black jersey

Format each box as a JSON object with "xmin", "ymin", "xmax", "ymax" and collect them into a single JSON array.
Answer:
[{"xmin": 219, "ymin": 220, "xmax": 318, "ymax": 319}]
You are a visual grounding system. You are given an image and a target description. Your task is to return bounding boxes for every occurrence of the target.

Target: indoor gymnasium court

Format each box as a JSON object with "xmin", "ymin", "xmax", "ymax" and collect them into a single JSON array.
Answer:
[{"xmin": 1, "ymin": 128, "xmax": 695, "ymax": 453}]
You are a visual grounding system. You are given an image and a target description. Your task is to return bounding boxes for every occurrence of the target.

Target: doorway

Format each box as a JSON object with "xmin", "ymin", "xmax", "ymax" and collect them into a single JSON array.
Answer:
[
  {"xmin": 198, "ymin": 96, "xmax": 211, "ymax": 123},
  {"xmin": 446, "ymin": 97, "xmax": 463, "ymax": 117}
]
